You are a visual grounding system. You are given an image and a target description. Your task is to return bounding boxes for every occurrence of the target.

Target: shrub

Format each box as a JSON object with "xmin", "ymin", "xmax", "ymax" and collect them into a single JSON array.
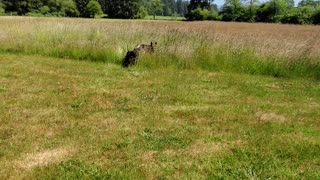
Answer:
[
  {"xmin": 281, "ymin": 6, "xmax": 314, "ymax": 24},
  {"xmin": 295, "ymin": 6, "xmax": 314, "ymax": 24},
  {"xmin": 85, "ymin": 0, "xmax": 103, "ymax": 18},
  {"xmin": 313, "ymin": 8, "xmax": 320, "ymax": 24},
  {"xmin": 40, "ymin": 6, "xmax": 50, "ymax": 15},
  {"xmin": 242, "ymin": 5, "xmax": 259, "ymax": 22},
  {"xmin": 188, "ymin": 7, "xmax": 219, "ymax": 20},
  {"xmin": 220, "ymin": 0, "xmax": 246, "ymax": 22},
  {"xmin": 256, "ymin": 2, "xmax": 274, "ymax": 22},
  {"xmin": 280, "ymin": 8, "xmax": 299, "ymax": 24},
  {"xmin": 105, "ymin": 0, "xmax": 140, "ymax": 19},
  {"xmin": 26, "ymin": 12, "xmax": 43, "ymax": 17},
  {"xmin": 0, "ymin": 0, "xmax": 5, "ymax": 15},
  {"xmin": 61, "ymin": 0, "xmax": 80, "ymax": 17},
  {"xmin": 135, "ymin": 6, "xmax": 148, "ymax": 19},
  {"xmin": 48, "ymin": 0, "xmax": 79, "ymax": 17},
  {"xmin": 0, "ymin": 7, "xmax": 4, "ymax": 15},
  {"xmin": 200, "ymin": 8, "xmax": 220, "ymax": 20}
]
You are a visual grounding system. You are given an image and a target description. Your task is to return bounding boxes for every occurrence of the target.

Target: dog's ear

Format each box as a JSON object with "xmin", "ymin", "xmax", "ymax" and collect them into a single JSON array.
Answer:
[{"xmin": 151, "ymin": 42, "xmax": 153, "ymax": 47}]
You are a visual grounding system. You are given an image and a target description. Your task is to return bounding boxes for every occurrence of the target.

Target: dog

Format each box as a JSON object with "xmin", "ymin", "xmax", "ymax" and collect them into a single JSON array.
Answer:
[{"xmin": 122, "ymin": 42, "xmax": 157, "ymax": 67}]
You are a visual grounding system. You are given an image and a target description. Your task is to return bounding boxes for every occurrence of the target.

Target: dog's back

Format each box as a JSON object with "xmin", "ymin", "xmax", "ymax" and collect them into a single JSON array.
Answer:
[{"xmin": 134, "ymin": 42, "xmax": 157, "ymax": 54}]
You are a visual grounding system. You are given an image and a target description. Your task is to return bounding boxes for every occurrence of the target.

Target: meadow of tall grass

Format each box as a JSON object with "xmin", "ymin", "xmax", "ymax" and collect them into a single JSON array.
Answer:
[{"xmin": 0, "ymin": 16, "xmax": 319, "ymax": 79}]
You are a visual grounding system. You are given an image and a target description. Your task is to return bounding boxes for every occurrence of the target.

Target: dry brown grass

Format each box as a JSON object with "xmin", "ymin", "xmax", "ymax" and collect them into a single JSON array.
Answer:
[
  {"xmin": 255, "ymin": 112, "xmax": 287, "ymax": 123},
  {"xmin": 16, "ymin": 147, "xmax": 74, "ymax": 169}
]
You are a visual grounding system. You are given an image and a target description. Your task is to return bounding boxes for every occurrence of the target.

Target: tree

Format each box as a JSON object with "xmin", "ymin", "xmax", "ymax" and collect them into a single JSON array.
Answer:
[
  {"xmin": 296, "ymin": 6, "xmax": 314, "ymax": 24},
  {"xmin": 220, "ymin": 0, "xmax": 246, "ymax": 21},
  {"xmin": 85, "ymin": 0, "xmax": 102, "ymax": 18},
  {"xmin": 187, "ymin": 0, "xmax": 213, "ymax": 11},
  {"xmin": 243, "ymin": 5, "xmax": 259, "ymax": 22},
  {"xmin": 48, "ymin": 0, "xmax": 79, "ymax": 17},
  {"xmin": 255, "ymin": 0, "xmax": 293, "ymax": 23},
  {"xmin": 281, "ymin": 6, "xmax": 314, "ymax": 24},
  {"xmin": 0, "ymin": 0, "xmax": 5, "ymax": 14},
  {"xmin": 161, "ymin": 0, "xmax": 177, "ymax": 16},
  {"xmin": 39, "ymin": 5, "xmax": 50, "ymax": 15},
  {"xmin": 135, "ymin": 5, "xmax": 148, "ymax": 19},
  {"xmin": 299, "ymin": 0, "xmax": 320, "ymax": 8},
  {"xmin": 256, "ymin": 2, "xmax": 271, "ymax": 22},
  {"xmin": 189, "ymin": 6, "xmax": 219, "ymax": 20},
  {"xmin": 97, "ymin": 0, "xmax": 107, "ymax": 14},
  {"xmin": 313, "ymin": 8, "xmax": 320, "ymax": 24},
  {"xmin": 176, "ymin": 0, "xmax": 188, "ymax": 16},
  {"xmin": 2, "ymin": 0, "xmax": 43, "ymax": 15},
  {"xmin": 150, "ymin": 0, "xmax": 164, "ymax": 19},
  {"xmin": 241, "ymin": 0, "xmax": 259, "ymax": 21},
  {"xmin": 185, "ymin": 0, "xmax": 214, "ymax": 20},
  {"xmin": 62, "ymin": 0, "xmax": 80, "ymax": 17},
  {"xmin": 74, "ymin": 0, "xmax": 90, "ymax": 17},
  {"xmin": 104, "ymin": 0, "xmax": 140, "ymax": 19}
]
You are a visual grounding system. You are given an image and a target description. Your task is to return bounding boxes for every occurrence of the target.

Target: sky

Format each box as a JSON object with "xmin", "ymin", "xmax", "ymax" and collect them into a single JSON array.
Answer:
[{"xmin": 213, "ymin": 0, "xmax": 302, "ymax": 7}]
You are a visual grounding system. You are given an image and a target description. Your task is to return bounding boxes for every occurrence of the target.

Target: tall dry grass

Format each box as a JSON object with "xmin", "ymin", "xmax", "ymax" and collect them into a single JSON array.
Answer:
[{"xmin": 0, "ymin": 16, "xmax": 319, "ymax": 78}]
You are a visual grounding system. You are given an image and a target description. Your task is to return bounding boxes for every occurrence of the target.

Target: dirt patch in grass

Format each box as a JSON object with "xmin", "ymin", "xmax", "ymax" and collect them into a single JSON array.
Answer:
[
  {"xmin": 141, "ymin": 150, "xmax": 158, "ymax": 168},
  {"xmin": 183, "ymin": 141, "xmax": 225, "ymax": 157},
  {"xmin": 184, "ymin": 140, "xmax": 246, "ymax": 157},
  {"xmin": 138, "ymin": 141, "xmax": 237, "ymax": 178},
  {"xmin": 162, "ymin": 140, "xmax": 246, "ymax": 157},
  {"xmin": 255, "ymin": 112, "xmax": 287, "ymax": 123},
  {"xmin": 140, "ymin": 151, "xmax": 159, "ymax": 179},
  {"xmin": 265, "ymin": 83, "xmax": 293, "ymax": 90},
  {"xmin": 207, "ymin": 72, "xmax": 219, "ymax": 78},
  {"xmin": 164, "ymin": 105, "xmax": 211, "ymax": 112},
  {"xmin": 309, "ymin": 102, "xmax": 319, "ymax": 108},
  {"xmin": 17, "ymin": 147, "xmax": 74, "ymax": 169}
]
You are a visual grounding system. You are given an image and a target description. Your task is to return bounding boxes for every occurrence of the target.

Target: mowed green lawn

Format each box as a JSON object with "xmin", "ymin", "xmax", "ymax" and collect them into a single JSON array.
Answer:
[{"xmin": 0, "ymin": 54, "xmax": 319, "ymax": 178}]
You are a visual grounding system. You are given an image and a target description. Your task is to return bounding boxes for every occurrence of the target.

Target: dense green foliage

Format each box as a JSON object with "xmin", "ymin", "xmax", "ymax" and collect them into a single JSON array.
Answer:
[
  {"xmin": 150, "ymin": 0, "xmax": 165, "ymax": 19},
  {"xmin": 0, "ymin": 0, "xmax": 188, "ymax": 18},
  {"xmin": 186, "ymin": 0, "xmax": 320, "ymax": 24},
  {"xmin": 186, "ymin": 0, "xmax": 219, "ymax": 20},
  {"xmin": 101, "ymin": 0, "xmax": 139, "ymax": 18},
  {"xmin": 85, "ymin": 0, "xmax": 103, "ymax": 18}
]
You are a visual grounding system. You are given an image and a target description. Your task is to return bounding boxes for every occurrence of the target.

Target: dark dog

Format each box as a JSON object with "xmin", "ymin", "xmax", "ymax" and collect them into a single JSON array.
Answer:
[
  {"xmin": 122, "ymin": 42, "xmax": 157, "ymax": 67},
  {"xmin": 122, "ymin": 50, "xmax": 139, "ymax": 67}
]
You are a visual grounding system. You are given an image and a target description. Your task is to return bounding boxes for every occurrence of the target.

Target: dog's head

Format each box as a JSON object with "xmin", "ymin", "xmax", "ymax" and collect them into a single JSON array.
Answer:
[{"xmin": 151, "ymin": 42, "xmax": 158, "ymax": 48}]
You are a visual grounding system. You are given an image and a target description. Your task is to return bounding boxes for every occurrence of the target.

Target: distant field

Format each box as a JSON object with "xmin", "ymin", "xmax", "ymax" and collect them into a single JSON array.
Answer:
[
  {"xmin": 144, "ymin": 15, "xmax": 185, "ymax": 21},
  {"xmin": 0, "ymin": 17, "xmax": 320, "ymax": 178}
]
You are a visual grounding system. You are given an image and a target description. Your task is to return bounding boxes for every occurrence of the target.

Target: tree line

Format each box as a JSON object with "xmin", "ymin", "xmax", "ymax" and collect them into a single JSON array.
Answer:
[
  {"xmin": 187, "ymin": 0, "xmax": 320, "ymax": 24},
  {"xmin": 0, "ymin": 0, "xmax": 319, "ymax": 24},
  {"xmin": 0, "ymin": 0, "xmax": 188, "ymax": 18}
]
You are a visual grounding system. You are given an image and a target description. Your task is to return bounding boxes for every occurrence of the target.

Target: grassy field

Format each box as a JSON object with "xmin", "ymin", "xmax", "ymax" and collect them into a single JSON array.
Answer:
[{"xmin": 0, "ymin": 17, "xmax": 320, "ymax": 178}]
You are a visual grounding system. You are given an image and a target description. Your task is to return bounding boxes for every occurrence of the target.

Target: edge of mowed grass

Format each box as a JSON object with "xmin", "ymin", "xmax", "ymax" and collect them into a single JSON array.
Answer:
[{"xmin": 0, "ymin": 45, "xmax": 319, "ymax": 80}]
